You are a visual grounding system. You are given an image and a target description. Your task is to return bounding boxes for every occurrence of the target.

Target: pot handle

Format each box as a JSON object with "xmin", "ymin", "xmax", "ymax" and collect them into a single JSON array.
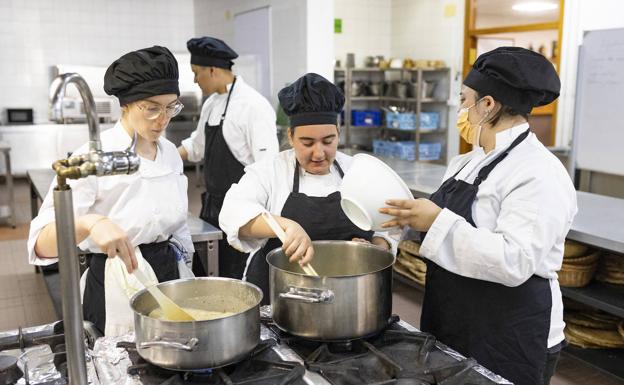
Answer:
[
  {"xmin": 279, "ymin": 286, "xmax": 334, "ymax": 303},
  {"xmin": 139, "ymin": 337, "xmax": 199, "ymax": 351}
]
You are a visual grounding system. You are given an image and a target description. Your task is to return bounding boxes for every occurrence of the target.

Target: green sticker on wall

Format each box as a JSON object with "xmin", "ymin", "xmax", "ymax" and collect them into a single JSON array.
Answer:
[{"xmin": 334, "ymin": 18, "xmax": 342, "ymax": 34}]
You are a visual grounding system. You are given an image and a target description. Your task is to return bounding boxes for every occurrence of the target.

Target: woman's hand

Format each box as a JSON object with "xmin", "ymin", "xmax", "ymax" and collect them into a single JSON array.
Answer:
[
  {"xmin": 280, "ymin": 219, "xmax": 314, "ymax": 265},
  {"xmin": 88, "ymin": 217, "xmax": 138, "ymax": 273},
  {"xmin": 352, "ymin": 237, "xmax": 391, "ymax": 250},
  {"xmin": 379, "ymin": 198, "xmax": 442, "ymax": 231}
]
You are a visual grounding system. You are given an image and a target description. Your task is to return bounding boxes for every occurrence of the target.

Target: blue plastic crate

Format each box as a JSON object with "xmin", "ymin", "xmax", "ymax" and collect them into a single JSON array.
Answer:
[
  {"xmin": 373, "ymin": 139, "xmax": 393, "ymax": 157},
  {"xmin": 374, "ymin": 140, "xmax": 442, "ymax": 161},
  {"xmin": 420, "ymin": 112, "xmax": 440, "ymax": 131},
  {"xmin": 386, "ymin": 112, "xmax": 416, "ymax": 130},
  {"xmin": 352, "ymin": 110, "xmax": 382, "ymax": 127},
  {"xmin": 386, "ymin": 112, "xmax": 440, "ymax": 131},
  {"xmin": 418, "ymin": 142, "xmax": 442, "ymax": 161}
]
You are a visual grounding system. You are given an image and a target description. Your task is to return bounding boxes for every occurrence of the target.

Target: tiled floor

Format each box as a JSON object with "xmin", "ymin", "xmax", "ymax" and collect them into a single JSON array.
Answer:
[{"xmin": 0, "ymin": 173, "xmax": 623, "ymax": 384}]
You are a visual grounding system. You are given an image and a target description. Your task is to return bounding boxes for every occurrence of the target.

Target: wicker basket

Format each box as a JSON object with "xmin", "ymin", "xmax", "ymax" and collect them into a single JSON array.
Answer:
[
  {"xmin": 559, "ymin": 262, "xmax": 598, "ymax": 287},
  {"xmin": 564, "ymin": 251, "xmax": 601, "ymax": 266},
  {"xmin": 564, "ymin": 240, "xmax": 589, "ymax": 259}
]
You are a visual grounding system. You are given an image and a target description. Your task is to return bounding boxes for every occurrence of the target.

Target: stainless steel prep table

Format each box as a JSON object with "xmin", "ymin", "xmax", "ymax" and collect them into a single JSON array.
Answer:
[{"xmin": 27, "ymin": 168, "xmax": 222, "ymax": 316}]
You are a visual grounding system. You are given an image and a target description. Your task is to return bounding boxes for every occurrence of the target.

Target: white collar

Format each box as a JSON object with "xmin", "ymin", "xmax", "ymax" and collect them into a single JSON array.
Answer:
[
  {"xmin": 224, "ymin": 75, "xmax": 243, "ymax": 94},
  {"xmin": 110, "ymin": 120, "xmax": 133, "ymax": 149},
  {"xmin": 111, "ymin": 120, "xmax": 163, "ymax": 154},
  {"xmin": 474, "ymin": 122, "xmax": 530, "ymax": 152}
]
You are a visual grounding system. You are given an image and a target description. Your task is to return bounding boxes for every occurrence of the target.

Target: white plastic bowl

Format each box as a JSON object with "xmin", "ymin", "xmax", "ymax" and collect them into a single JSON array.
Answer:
[{"xmin": 340, "ymin": 153, "xmax": 414, "ymax": 231}]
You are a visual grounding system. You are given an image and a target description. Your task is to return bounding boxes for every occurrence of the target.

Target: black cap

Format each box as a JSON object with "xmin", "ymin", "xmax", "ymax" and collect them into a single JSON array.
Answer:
[
  {"xmin": 104, "ymin": 46, "xmax": 179, "ymax": 106},
  {"xmin": 464, "ymin": 46, "xmax": 560, "ymax": 114},
  {"xmin": 187, "ymin": 37, "xmax": 238, "ymax": 69},
  {"xmin": 278, "ymin": 73, "xmax": 344, "ymax": 127}
]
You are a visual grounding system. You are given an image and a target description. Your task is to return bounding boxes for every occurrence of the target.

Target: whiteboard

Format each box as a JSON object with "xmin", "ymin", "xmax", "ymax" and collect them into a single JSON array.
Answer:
[{"xmin": 574, "ymin": 28, "xmax": 624, "ymax": 176}]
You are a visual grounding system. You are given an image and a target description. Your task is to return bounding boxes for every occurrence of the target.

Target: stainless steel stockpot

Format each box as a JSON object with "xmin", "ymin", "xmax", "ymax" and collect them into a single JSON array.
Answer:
[
  {"xmin": 267, "ymin": 240, "xmax": 395, "ymax": 341},
  {"xmin": 130, "ymin": 277, "xmax": 263, "ymax": 370}
]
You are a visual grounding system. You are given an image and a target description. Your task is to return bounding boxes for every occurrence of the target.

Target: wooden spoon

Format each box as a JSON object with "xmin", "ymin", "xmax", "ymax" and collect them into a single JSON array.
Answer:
[
  {"xmin": 261, "ymin": 211, "xmax": 319, "ymax": 276},
  {"xmin": 133, "ymin": 269, "xmax": 196, "ymax": 321}
]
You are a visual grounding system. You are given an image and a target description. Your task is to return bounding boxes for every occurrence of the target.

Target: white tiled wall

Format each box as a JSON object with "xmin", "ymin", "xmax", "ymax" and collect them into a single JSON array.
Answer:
[
  {"xmin": 334, "ymin": 0, "xmax": 392, "ymax": 68},
  {"xmin": 194, "ymin": 0, "xmax": 310, "ymax": 107},
  {"xmin": 390, "ymin": 0, "xmax": 465, "ymax": 159},
  {"xmin": 0, "ymin": 0, "xmax": 195, "ymax": 125}
]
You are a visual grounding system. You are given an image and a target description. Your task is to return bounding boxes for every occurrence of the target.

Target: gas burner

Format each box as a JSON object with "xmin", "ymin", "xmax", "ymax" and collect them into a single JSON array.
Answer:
[
  {"xmin": 263, "ymin": 314, "xmax": 402, "ymax": 345},
  {"xmin": 119, "ymin": 339, "xmax": 307, "ymax": 385},
  {"xmin": 275, "ymin": 320, "xmax": 491, "ymax": 385}
]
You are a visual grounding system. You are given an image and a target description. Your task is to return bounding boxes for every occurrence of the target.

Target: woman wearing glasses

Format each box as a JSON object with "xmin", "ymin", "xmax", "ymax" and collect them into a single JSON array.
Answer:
[{"xmin": 27, "ymin": 46, "xmax": 193, "ymax": 335}]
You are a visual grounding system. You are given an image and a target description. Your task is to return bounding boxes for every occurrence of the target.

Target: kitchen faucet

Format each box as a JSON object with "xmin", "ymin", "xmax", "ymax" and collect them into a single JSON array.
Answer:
[{"xmin": 48, "ymin": 73, "xmax": 140, "ymax": 384}]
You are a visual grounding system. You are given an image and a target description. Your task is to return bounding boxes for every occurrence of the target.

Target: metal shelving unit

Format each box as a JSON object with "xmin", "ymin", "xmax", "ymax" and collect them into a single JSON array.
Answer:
[{"xmin": 335, "ymin": 67, "xmax": 451, "ymax": 164}]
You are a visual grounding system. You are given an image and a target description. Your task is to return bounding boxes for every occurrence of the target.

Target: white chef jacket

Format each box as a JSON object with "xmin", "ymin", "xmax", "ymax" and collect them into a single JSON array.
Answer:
[
  {"xmin": 27, "ymin": 120, "xmax": 194, "ymax": 265},
  {"xmin": 181, "ymin": 76, "xmax": 279, "ymax": 166},
  {"xmin": 419, "ymin": 123, "xmax": 577, "ymax": 348},
  {"xmin": 219, "ymin": 149, "xmax": 398, "ymax": 274}
]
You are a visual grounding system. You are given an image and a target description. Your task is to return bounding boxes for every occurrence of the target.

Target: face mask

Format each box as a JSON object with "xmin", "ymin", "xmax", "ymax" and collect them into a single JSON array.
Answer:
[{"xmin": 456, "ymin": 98, "xmax": 490, "ymax": 145}]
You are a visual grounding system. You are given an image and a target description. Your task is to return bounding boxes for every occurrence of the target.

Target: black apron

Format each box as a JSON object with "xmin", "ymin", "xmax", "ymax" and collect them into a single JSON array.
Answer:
[
  {"xmin": 82, "ymin": 240, "xmax": 180, "ymax": 333},
  {"xmin": 198, "ymin": 77, "xmax": 249, "ymax": 279},
  {"xmin": 246, "ymin": 159, "xmax": 374, "ymax": 305},
  {"xmin": 420, "ymin": 129, "xmax": 552, "ymax": 385}
]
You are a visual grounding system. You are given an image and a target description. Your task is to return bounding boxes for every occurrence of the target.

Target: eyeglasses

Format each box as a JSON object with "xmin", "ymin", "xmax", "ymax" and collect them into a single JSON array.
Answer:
[{"xmin": 137, "ymin": 101, "xmax": 184, "ymax": 120}]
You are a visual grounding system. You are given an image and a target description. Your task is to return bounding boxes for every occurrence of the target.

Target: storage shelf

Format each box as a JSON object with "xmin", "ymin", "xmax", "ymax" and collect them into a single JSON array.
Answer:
[
  {"xmin": 421, "ymin": 98, "xmax": 447, "ymax": 103},
  {"xmin": 350, "ymin": 125, "xmax": 383, "ymax": 129},
  {"xmin": 340, "ymin": 66, "xmax": 450, "ymax": 158},
  {"xmin": 563, "ymin": 345, "xmax": 624, "ymax": 381},
  {"xmin": 383, "ymin": 127, "xmax": 447, "ymax": 134},
  {"xmin": 560, "ymin": 281, "xmax": 624, "ymax": 318},
  {"xmin": 407, "ymin": 67, "xmax": 450, "ymax": 72},
  {"xmin": 383, "ymin": 97, "xmax": 418, "ymax": 102},
  {"xmin": 350, "ymin": 97, "xmax": 447, "ymax": 103},
  {"xmin": 351, "ymin": 96, "xmax": 382, "ymax": 101}
]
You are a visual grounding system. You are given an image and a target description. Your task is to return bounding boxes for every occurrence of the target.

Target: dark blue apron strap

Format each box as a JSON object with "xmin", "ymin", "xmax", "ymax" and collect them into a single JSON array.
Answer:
[
  {"xmin": 293, "ymin": 159, "xmax": 344, "ymax": 193},
  {"xmin": 474, "ymin": 129, "xmax": 530, "ymax": 186},
  {"xmin": 219, "ymin": 76, "xmax": 237, "ymax": 123}
]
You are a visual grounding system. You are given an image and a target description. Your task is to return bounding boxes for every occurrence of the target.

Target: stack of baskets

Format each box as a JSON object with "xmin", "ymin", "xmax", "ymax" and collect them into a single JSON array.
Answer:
[
  {"xmin": 595, "ymin": 252, "xmax": 624, "ymax": 285},
  {"xmin": 394, "ymin": 240, "xmax": 427, "ymax": 286},
  {"xmin": 564, "ymin": 300, "xmax": 624, "ymax": 348},
  {"xmin": 558, "ymin": 240, "xmax": 601, "ymax": 287}
]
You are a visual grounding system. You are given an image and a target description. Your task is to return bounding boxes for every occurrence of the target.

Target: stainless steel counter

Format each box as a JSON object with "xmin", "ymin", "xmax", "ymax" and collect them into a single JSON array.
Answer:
[{"xmin": 567, "ymin": 191, "xmax": 624, "ymax": 254}]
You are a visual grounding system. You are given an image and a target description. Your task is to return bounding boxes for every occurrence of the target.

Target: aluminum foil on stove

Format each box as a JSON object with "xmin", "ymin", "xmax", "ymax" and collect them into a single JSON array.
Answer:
[
  {"xmin": 13, "ymin": 345, "xmax": 64, "ymax": 385},
  {"xmin": 91, "ymin": 333, "xmax": 141, "ymax": 385}
]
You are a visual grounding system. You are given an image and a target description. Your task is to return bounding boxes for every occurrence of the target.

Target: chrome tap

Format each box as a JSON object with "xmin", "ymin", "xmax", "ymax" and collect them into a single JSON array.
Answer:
[
  {"xmin": 48, "ymin": 73, "xmax": 140, "ymax": 385},
  {"xmin": 49, "ymin": 73, "xmax": 101, "ymax": 152},
  {"xmin": 49, "ymin": 73, "xmax": 140, "ymax": 182}
]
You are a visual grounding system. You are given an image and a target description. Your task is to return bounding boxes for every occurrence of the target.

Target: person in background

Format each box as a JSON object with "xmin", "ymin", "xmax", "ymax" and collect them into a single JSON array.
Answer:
[
  {"xmin": 28, "ymin": 46, "xmax": 194, "ymax": 335},
  {"xmin": 178, "ymin": 36, "xmax": 279, "ymax": 279},
  {"xmin": 380, "ymin": 47, "xmax": 577, "ymax": 385},
  {"xmin": 219, "ymin": 73, "xmax": 395, "ymax": 304}
]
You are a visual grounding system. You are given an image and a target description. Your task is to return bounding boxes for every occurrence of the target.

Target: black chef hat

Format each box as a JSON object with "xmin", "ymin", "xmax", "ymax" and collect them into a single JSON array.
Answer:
[
  {"xmin": 187, "ymin": 37, "xmax": 238, "ymax": 69},
  {"xmin": 104, "ymin": 46, "xmax": 179, "ymax": 106},
  {"xmin": 464, "ymin": 47, "xmax": 560, "ymax": 114},
  {"xmin": 278, "ymin": 73, "xmax": 344, "ymax": 127}
]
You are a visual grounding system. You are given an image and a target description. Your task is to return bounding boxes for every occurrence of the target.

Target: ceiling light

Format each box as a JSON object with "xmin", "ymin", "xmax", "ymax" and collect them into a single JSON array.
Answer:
[{"xmin": 512, "ymin": 2, "xmax": 558, "ymax": 12}]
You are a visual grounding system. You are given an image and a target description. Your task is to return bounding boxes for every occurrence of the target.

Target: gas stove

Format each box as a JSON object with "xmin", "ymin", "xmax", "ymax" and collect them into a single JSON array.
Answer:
[
  {"xmin": 0, "ymin": 315, "xmax": 511, "ymax": 385},
  {"xmin": 91, "ymin": 313, "xmax": 510, "ymax": 385}
]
